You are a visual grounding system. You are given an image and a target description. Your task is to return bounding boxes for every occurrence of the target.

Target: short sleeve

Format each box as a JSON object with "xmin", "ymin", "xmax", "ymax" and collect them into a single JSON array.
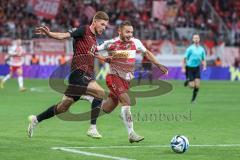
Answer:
[
  {"xmin": 68, "ymin": 26, "xmax": 86, "ymax": 39},
  {"xmin": 133, "ymin": 38, "xmax": 147, "ymax": 53}
]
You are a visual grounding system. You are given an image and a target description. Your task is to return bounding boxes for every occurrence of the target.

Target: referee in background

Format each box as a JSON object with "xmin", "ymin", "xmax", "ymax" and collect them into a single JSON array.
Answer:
[{"xmin": 182, "ymin": 33, "xmax": 207, "ymax": 103}]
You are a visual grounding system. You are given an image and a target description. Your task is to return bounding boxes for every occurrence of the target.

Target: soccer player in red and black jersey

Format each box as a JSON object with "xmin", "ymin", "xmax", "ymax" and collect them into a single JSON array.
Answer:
[{"xmin": 27, "ymin": 11, "xmax": 109, "ymax": 138}]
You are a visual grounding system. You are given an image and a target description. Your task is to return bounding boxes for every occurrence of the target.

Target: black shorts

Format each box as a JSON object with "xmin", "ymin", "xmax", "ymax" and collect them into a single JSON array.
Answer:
[
  {"xmin": 64, "ymin": 70, "xmax": 93, "ymax": 101},
  {"xmin": 186, "ymin": 66, "xmax": 200, "ymax": 81},
  {"xmin": 142, "ymin": 63, "xmax": 152, "ymax": 70}
]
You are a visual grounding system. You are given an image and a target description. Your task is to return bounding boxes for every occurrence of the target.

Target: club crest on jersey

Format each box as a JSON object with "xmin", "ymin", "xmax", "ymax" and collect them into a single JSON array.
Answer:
[
  {"xmin": 88, "ymin": 45, "xmax": 97, "ymax": 55},
  {"xmin": 125, "ymin": 43, "xmax": 131, "ymax": 50}
]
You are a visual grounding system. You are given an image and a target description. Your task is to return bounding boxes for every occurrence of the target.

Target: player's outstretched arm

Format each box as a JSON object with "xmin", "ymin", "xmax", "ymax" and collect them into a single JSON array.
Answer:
[
  {"xmin": 145, "ymin": 50, "xmax": 168, "ymax": 75},
  {"xmin": 35, "ymin": 26, "xmax": 71, "ymax": 40},
  {"xmin": 95, "ymin": 40, "xmax": 114, "ymax": 63},
  {"xmin": 94, "ymin": 54, "xmax": 112, "ymax": 63}
]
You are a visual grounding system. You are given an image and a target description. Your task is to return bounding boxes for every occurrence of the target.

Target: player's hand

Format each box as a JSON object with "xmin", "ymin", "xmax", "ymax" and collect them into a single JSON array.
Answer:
[
  {"xmin": 202, "ymin": 66, "xmax": 207, "ymax": 71},
  {"xmin": 158, "ymin": 64, "xmax": 168, "ymax": 75},
  {"xmin": 104, "ymin": 56, "xmax": 112, "ymax": 63},
  {"xmin": 35, "ymin": 26, "xmax": 50, "ymax": 36},
  {"xmin": 181, "ymin": 67, "xmax": 186, "ymax": 73}
]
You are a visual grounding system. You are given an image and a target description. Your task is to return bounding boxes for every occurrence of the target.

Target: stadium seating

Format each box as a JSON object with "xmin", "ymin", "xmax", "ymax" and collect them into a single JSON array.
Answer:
[{"xmin": 0, "ymin": 0, "xmax": 239, "ymax": 46}]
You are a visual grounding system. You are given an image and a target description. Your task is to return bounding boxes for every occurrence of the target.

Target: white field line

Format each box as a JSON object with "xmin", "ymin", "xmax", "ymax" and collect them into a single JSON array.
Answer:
[
  {"xmin": 52, "ymin": 144, "xmax": 240, "ymax": 159},
  {"xmin": 52, "ymin": 147, "xmax": 135, "ymax": 160},
  {"xmin": 30, "ymin": 87, "xmax": 53, "ymax": 93},
  {"xmin": 52, "ymin": 144, "xmax": 240, "ymax": 150}
]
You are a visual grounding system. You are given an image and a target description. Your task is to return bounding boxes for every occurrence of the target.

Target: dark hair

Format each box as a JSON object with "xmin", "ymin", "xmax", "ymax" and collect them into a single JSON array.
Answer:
[
  {"xmin": 93, "ymin": 11, "xmax": 109, "ymax": 21},
  {"xmin": 119, "ymin": 21, "xmax": 132, "ymax": 29},
  {"xmin": 192, "ymin": 33, "xmax": 200, "ymax": 37}
]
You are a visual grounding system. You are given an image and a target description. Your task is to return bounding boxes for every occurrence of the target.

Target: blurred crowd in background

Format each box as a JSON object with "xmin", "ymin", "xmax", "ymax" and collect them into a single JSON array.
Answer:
[{"xmin": 0, "ymin": 0, "xmax": 240, "ymax": 46}]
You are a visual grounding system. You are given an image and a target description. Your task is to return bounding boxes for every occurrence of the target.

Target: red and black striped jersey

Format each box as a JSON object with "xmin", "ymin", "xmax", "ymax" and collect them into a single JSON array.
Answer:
[{"xmin": 69, "ymin": 25, "xmax": 97, "ymax": 76}]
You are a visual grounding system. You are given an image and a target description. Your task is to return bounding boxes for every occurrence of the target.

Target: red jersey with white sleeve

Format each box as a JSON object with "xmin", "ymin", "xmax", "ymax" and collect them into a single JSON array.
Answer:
[
  {"xmin": 8, "ymin": 44, "xmax": 24, "ymax": 67},
  {"xmin": 97, "ymin": 37, "xmax": 147, "ymax": 81}
]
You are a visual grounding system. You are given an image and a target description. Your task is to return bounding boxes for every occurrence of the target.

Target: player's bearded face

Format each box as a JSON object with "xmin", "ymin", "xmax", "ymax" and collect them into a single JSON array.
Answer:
[
  {"xmin": 193, "ymin": 35, "xmax": 200, "ymax": 44},
  {"xmin": 119, "ymin": 26, "xmax": 133, "ymax": 42},
  {"xmin": 94, "ymin": 19, "xmax": 108, "ymax": 35}
]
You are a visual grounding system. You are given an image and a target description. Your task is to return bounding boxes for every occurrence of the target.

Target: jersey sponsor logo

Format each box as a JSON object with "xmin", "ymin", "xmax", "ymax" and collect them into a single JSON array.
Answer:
[
  {"xmin": 112, "ymin": 51, "xmax": 130, "ymax": 59},
  {"xmin": 88, "ymin": 36, "xmax": 94, "ymax": 39},
  {"xmin": 88, "ymin": 45, "xmax": 97, "ymax": 55}
]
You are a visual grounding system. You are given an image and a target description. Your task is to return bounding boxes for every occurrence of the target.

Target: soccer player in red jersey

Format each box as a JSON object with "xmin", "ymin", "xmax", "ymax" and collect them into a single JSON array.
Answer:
[
  {"xmin": 27, "ymin": 11, "xmax": 109, "ymax": 138},
  {"xmin": 0, "ymin": 39, "xmax": 26, "ymax": 91},
  {"xmin": 96, "ymin": 21, "xmax": 168, "ymax": 143}
]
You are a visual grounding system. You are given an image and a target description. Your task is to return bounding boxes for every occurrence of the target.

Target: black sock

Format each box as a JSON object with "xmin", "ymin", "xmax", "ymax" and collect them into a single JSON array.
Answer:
[
  {"xmin": 37, "ymin": 105, "xmax": 56, "ymax": 122},
  {"xmin": 90, "ymin": 98, "xmax": 102, "ymax": 125},
  {"xmin": 184, "ymin": 80, "xmax": 189, "ymax": 86},
  {"xmin": 191, "ymin": 87, "xmax": 199, "ymax": 102}
]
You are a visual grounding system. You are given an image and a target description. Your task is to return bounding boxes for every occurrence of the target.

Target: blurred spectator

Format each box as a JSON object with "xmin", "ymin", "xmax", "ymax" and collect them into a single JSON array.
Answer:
[
  {"xmin": 59, "ymin": 54, "xmax": 66, "ymax": 65},
  {"xmin": 0, "ymin": 0, "xmax": 239, "ymax": 46},
  {"xmin": 234, "ymin": 57, "xmax": 240, "ymax": 68},
  {"xmin": 31, "ymin": 54, "xmax": 39, "ymax": 65},
  {"xmin": 215, "ymin": 57, "xmax": 222, "ymax": 66}
]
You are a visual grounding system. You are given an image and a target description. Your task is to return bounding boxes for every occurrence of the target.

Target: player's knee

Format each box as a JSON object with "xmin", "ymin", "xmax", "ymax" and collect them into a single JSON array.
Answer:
[
  {"xmin": 101, "ymin": 104, "xmax": 116, "ymax": 114},
  {"xmin": 189, "ymin": 82, "xmax": 195, "ymax": 88},
  {"xmin": 195, "ymin": 82, "xmax": 200, "ymax": 88},
  {"xmin": 195, "ymin": 84, "xmax": 200, "ymax": 88},
  {"xmin": 102, "ymin": 108, "xmax": 113, "ymax": 114},
  {"xmin": 95, "ymin": 89, "xmax": 105, "ymax": 99}
]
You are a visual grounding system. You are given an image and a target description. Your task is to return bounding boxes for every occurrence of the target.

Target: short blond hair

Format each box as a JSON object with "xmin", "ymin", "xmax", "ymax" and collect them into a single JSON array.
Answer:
[{"xmin": 93, "ymin": 11, "xmax": 109, "ymax": 21}]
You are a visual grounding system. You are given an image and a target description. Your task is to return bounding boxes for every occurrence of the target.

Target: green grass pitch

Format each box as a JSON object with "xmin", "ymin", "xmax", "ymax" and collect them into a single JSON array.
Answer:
[{"xmin": 0, "ymin": 79, "xmax": 239, "ymax": 160}]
